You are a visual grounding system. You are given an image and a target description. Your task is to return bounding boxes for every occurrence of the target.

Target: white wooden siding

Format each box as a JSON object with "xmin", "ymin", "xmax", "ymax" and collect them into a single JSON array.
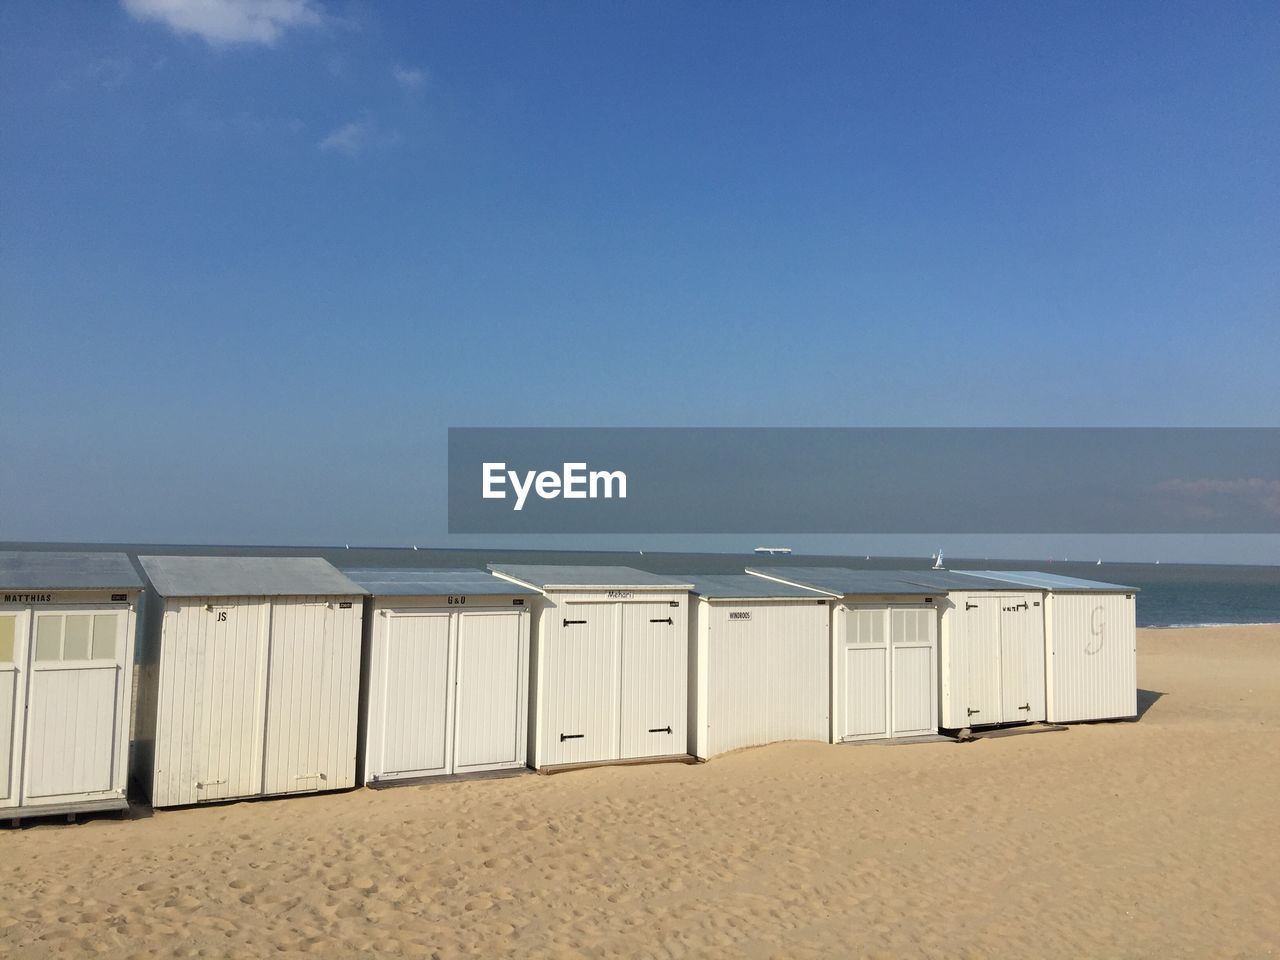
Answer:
[
  {"xmin": 1046, "ymin": 592, "xmax": 1137, "ymax": 722},
  {"xmin": 697, "ymin": 599, "xmax": 830, "ymax": 758}
]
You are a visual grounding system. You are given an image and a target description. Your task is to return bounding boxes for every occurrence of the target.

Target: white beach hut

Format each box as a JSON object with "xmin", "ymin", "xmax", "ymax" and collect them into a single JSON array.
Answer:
[
  {"xmin": 342, "ymin": 568, "xmax": 538, "ymax": 785},
  {"xmin": 488, "ymin": 565, "xmax": 693, "ymax": 770},
  {"xmin": 746, "ymin": 567, "xmax": 943, "ymax": 742},
  {"xmin": 0, "ymin": 551, "xmax": 141, "ymax": 821},
  {"xmin": 134, "ymin": 556, "xmax": 366, "ymax": 807},
  {"xmin": 684, "ymin": 574, "xmax": 831, "ymax": 760},
  {"xmin": 968, "ymin": 571, "xmax": 1138, "ymax": 723}
]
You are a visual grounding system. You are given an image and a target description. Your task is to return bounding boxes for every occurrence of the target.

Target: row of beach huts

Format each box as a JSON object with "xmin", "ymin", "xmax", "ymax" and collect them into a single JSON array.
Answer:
[{"xmin": 0, "ymin": 550, "xmax": 1137, "ymax": 822}]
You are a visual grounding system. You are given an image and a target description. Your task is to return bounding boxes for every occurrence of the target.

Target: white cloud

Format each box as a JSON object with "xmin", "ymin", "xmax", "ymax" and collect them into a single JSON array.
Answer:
[
  {"xmin": 122, "ymin": 0, "xmax": 323, "ymax": 47},
  {"xmin": 318, "ymin": 116, "xmax": 398, "ymax": 156},
  {"xmin": 319, "ymin": 118, "xmax": 369, "ymax": 155},
  {"xmin": 392, "ymin": 64, "xmax": 426, "ymax": 92}
]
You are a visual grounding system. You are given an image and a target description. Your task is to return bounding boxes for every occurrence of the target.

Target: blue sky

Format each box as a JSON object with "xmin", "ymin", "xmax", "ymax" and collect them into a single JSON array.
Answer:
[{"xmin": 1, "ymin": 1, "xmax": 1277, "ymax": 562}]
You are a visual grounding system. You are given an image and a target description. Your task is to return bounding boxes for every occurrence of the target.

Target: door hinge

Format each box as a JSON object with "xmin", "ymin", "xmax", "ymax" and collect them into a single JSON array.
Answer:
[
  {"xmin": 967, "ymin": 708, "xmax": 981, "ymax": 716},
  {"xmin": 560, "ymin": 733, "xmax": 584, "ymax": 742},
  {"xmin": 195, "ymin": 779, "xmax": 226, "ymax": 789},
  {"xmin": 563, "ymin": 618, "xmax": 586, "ymax": 627},
  {"xmin": 648, "ymin": 726, "xmax": 673, "ymax": 734},
  {"xmin": 1018, "ymin": 703, "xmax": 1031, "ymax": 712},
  {"xmin": 650, "ymin": 617, "xmax": 673, "ymax": 625},
  {"xmin": 965, "ymin": 602, "xmax": 978, "ymax": 610}
]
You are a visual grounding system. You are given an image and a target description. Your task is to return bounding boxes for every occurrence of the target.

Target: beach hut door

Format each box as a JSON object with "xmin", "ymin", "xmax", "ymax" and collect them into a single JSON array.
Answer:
[
  {"xmin": 0, "ymin": 611, "xmax": 26, "ymax": 808},
  {"xmin": 21, "ymin": 610, "xmax": 126, "ymax": 803},
  {"xmin": 619, "ymin": 603, "xmax": 681, "ymax": 758},
  {"xmin": 962, "ymin": 597, "xmax": 1003, "ymax": 725},
  {"xmin": 841, "ymin": 607, "xmax": 889, "ymax": 739}
]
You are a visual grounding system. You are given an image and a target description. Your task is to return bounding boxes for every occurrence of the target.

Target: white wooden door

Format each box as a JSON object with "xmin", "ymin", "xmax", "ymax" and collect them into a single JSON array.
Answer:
[
  {"xmin": 540, "ymin": 603, "xmax": 617, "ymax": 766},
  {"xmin": 619, "ymin": 603, "xmax": 682, "ymax": 759},
  {"xmin": 960, "ymin": 596, "xmax": 1003, "ymax": 725},
  {"xmin": 22, "ymin": 610, "xmax": 127, "ymax": 804},
  {"xmin": 998, "ymin": 598, "xmax": 1045, "ymax": 723},
  {"xmin": 262, "ymin": 601, "xmax": 357, "ymax": 795},
  {"xmin": 889, "ymin": 606, "xmax": 937, "ymax": 736},
  {"xmin": 842, "ymin": 607, "xmax": 888, "ymax": 739},
  {"xmin": 453, "ymin": 611, "xmax": 526, "ymax": 772},
  {"xmin": 177, "ymin": 600, "xmax": 267, "ymax": 804},
  {"xmin": 0, "ymin": 610, "xmax": 28, "ymax": 809},
  {"xmin": 377, "ymin": 611, "xmax": 454, "ymax": 779}
]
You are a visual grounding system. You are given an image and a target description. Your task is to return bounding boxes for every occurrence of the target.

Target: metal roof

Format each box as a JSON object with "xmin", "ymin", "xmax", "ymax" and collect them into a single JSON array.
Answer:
[
  {"xmin": 342, "ymin": 567, "xmax": 538, "ymax": 597},
  {"xmin": 746, "ymin": 567, "xmax": 938, "ymax": 596},
  {"xmin": 893, "ymin": 570, "xmax": 1036, "ymax": 591},
  {"xmin": 487, "ymin": 564, "xmax": 693, "ymax": 591},
  {"xmin": 681, "ymin": 574, "xmax": 831, "ymax": 600},
  {"xmin": 746, "ymin": 566, "xmax": 1039, "ymax": 596},
  {"xmin": 139, "ymin": 556, "xmax": 366, "ymax": 598},
  {"xmin": 966, "ymin": 570, "xmax": 1137, "ymax": 592},
  {"xmin": 0, "ymin": 551, "xmax": 142, "ymax": 591}
]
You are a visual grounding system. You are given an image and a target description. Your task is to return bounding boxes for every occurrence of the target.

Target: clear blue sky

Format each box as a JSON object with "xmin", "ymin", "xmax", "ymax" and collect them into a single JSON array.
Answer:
[{"xmin": 1, "ymin": 1, "xmax": 1277, "ymax": 562}]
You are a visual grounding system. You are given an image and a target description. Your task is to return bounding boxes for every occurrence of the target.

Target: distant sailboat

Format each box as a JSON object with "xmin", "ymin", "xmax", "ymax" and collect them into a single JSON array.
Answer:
[
  {"xmin": 931, "ymin": 550, "xmax": 945, "ymax": 570},
  {"xmin": 754, "ymin": 546, "xmax": 792, "ymax": 555},
  {"xmin": 1096, "ymin": 558, "xmax": 1102, "ymax": 565}
]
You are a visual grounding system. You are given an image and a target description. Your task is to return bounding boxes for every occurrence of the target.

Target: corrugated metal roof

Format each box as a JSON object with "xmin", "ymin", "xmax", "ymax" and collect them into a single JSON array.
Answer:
[
  {"xmin": 745, "ymin": 567, "xmax": 937, "ymax": 596},
  {"xmin": 681, "ymin": 574, "xmax": 831, "ymax": 599},
  {"xmin": 139, "ymin": 556, "xmax": 365, "ymax": 598},
  {"xmin": 342, "ymin": 567, "xmax": 538, "ymax": 597},
  {"xmin": 0, "ymin": 551, "xmax": 142, "ymax": 590},
  {"xmin": 966, "ymin": 570, "xmax": 1137, "ymax": 592},
  {"xmin": 487, "ymin": 564, "xmax": 693, "ymax": 591}
]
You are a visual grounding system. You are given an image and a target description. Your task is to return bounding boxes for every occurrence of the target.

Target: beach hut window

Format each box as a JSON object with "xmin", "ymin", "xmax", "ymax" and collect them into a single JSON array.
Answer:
[
  {"xmin": 91, "ymin": 614, "xmax": 118, "ymax": 659},
  {"xmin": 64, "ymin": 615, "xmax": 92, "ymax": 660},
  {"xmin": 34, "ymin": 616, "xmax": 63, "ymax": 661},
  {"xmin": 0, "ymin": 615, "xmax": 14, "ymax": 662}
]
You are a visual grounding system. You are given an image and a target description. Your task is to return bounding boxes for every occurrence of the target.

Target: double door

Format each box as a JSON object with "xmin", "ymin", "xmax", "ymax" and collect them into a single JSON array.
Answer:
[
  {"xmin": 0, "ymin": 606, "xmax": 131, "ymax": 811},
  {"xmin": 540, "ymin": 601, "xmax": 685, "ymax": 767},
  {"xmin": 957, "ymin": 595, "xmax": 1045, "ymax": 726},
  {"xmin": 372, "ymin": 607, "xmax": 528, "ymax": 782},
  {"xmin": 153, "ymin": 596, "xmax": 361, "ymax": 806},
  {"xmin": 841, "ymin": 605, "xmax": 938, "ymax": 740}
]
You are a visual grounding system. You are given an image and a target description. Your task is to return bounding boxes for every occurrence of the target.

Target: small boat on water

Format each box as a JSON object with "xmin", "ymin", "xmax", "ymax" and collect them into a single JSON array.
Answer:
[{"xmin": 753, "ymin": 546, "xmax": 793, "ymax": 555}]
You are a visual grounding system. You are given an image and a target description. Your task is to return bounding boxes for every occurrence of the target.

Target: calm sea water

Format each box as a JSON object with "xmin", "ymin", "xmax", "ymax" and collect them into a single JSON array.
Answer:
[{"xmin": 4, "ymin": 542, "xmax": 1278, "ymax": 629}]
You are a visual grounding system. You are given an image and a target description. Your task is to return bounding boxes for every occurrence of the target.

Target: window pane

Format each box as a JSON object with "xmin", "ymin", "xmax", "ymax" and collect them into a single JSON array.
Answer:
[
  {"xmin": 0, "ymin": 616, "xmax": 14, "ymax": 663},
  {"xmin": 92, "ymin": 614, "xmax": 118, "ymax": 660},
  {"xmin": 64, "ymin": 615, "xmax": 91, "ymax": 660},
  {"xmin": 34, "ymin": 617, "xmax": 62, "ymax": 661}
]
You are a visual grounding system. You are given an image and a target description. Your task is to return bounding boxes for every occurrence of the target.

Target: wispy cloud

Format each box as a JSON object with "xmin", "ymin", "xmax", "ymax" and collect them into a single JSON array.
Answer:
[
  {"xmin": 1152, "ymin": 478, "xmax": 1280, "ymax": 520},
  {"xmin": 121, "ymin": 0, "xmax": 324, "ymax": 47},
  {"xmin": 318, "ymin": 115, "xmax": 398, "ymax": 156},
  {"xmin": 392, "ymin": 64, "xmax": 427, "ymax": 92}
]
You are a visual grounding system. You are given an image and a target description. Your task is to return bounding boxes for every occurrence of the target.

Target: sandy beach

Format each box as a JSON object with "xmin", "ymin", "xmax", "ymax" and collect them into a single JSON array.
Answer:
[{"xmin": 2, "ymin": 624, "xmax": 1277, "ymax": 959}]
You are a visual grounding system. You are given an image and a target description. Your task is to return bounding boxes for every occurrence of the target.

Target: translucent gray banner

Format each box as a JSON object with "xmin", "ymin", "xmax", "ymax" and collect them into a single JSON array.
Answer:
[{"xmin": 447, "ymin": 428, "xmax": 1280, "ymax": 534}]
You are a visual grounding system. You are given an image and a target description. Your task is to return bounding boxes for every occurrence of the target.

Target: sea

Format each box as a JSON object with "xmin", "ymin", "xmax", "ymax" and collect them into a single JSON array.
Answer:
[{"xmin": 5, "ymin": 542, "xmax": 1278, "ymax": 628}]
